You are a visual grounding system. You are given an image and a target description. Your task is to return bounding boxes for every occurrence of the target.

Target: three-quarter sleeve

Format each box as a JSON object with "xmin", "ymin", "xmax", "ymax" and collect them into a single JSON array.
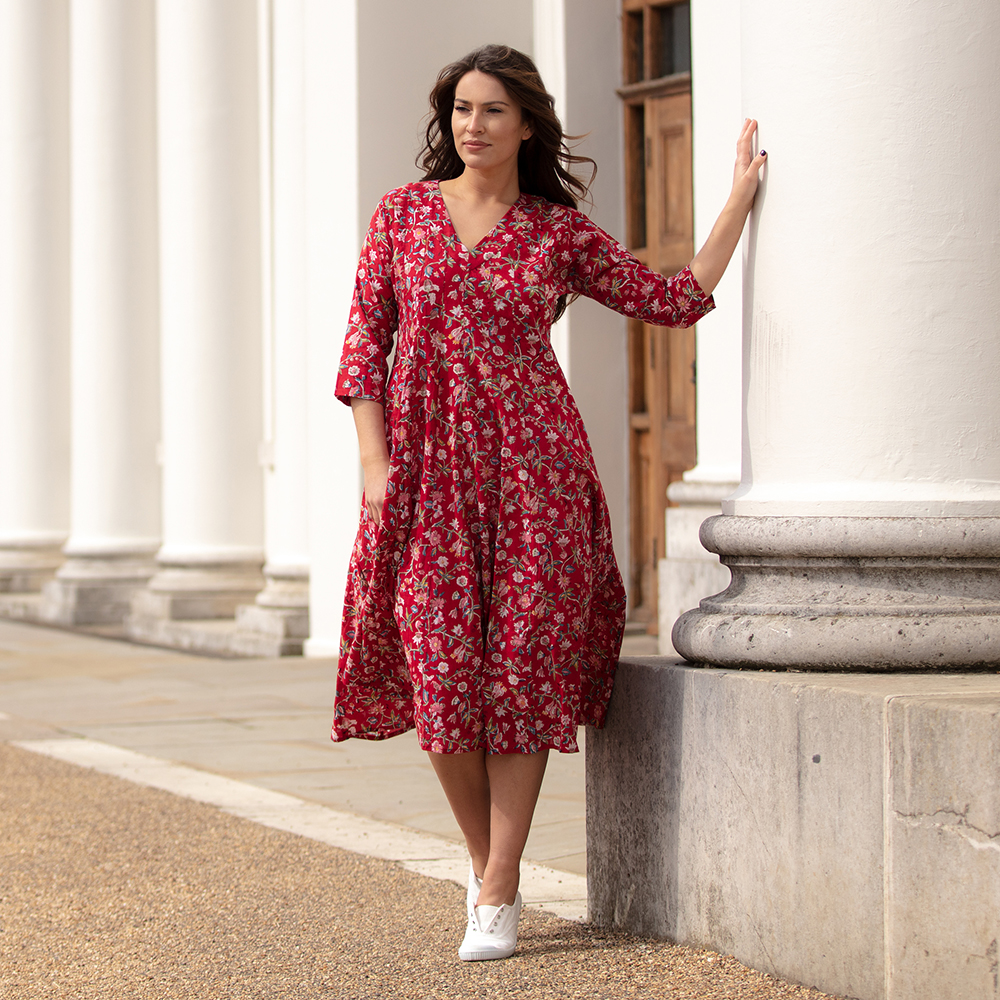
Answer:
[
  {"xmin": 335, "ymin": 195, "xmax": 399, "ymax": 406},
  {"xmin": 562, "ymin": 210, "xmax": 715, "ymax": 329}
]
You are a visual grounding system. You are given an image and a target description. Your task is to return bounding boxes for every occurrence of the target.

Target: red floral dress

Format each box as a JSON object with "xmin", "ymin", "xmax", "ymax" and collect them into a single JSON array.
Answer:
[{"xmin": 334, "ymin": 181, "xmax": 713, "ymax": 754}]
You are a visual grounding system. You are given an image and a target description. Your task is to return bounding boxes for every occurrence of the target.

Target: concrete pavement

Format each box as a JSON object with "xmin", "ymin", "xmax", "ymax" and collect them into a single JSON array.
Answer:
[{"xmin": 0, "ymin": 619, "xmax": 586, "ymax": 875}]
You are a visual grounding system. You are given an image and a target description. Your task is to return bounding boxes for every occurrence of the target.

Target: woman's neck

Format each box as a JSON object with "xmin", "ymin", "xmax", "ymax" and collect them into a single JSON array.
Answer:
[{"xmin": 442, "ymin": 165, "xmax": 520, "ymax": 207}]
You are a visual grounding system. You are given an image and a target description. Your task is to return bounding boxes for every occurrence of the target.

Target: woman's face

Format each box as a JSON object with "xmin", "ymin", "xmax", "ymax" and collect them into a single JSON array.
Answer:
[{"xmin": 451, "ymin": 70, "xmax": 532, "ymax": 173}]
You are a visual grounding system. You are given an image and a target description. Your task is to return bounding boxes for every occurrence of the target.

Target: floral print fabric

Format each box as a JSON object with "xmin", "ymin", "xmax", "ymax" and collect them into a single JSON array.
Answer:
[{"xmin": 334, "ymin": 181, "xmax": 714, "ymax": 754}]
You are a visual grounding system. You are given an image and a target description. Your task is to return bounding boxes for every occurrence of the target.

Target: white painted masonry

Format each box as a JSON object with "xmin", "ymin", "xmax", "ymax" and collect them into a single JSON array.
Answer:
[
  {"xmin": 45, "ymin": 0, "xmax": 162, "ymax": 625},
  {"xmin": 729, "ymin": 0, "xmax": 1000, "ymax": 518},
  {"xmin": 687, "ymin": 0, "xmax": 742, "ymax": 489},
  {"xmin": 299, "ymin": 0, "xmax": 362, "ymax": 657},
  {"xmin": 0, "ymin": 0, "xmax": 71, "ymax": 591},
  {"xmin": 232, "ymin": 0, "xmax": 312, "ymax": 654},
  {"xmin": 127, "ymin": 0, "xmax": 266, "ymax": 641}
]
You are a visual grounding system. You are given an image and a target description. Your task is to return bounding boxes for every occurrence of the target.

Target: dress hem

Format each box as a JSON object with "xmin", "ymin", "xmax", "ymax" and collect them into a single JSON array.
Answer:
[{"xmin": 331, "ymin": 711, "xmax": 608, "ymax": 754}]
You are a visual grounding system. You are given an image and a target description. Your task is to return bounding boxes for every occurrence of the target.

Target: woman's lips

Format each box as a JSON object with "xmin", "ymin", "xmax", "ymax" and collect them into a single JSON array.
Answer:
[{"xmin": 464, "ymin": 141, "xmax": 489, "ymax": 149}]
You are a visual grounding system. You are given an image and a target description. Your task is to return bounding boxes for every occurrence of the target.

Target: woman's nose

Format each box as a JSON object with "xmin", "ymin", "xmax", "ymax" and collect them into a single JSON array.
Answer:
[{"xmin": 467, "ymin": 110, "xmax": 485, "ymax": 133}]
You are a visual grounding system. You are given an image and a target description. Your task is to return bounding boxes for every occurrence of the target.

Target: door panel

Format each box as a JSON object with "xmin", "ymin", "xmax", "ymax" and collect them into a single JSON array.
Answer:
[{"xmin": 620, "ymin": 2, "xmax": 696, "ymax": 630}]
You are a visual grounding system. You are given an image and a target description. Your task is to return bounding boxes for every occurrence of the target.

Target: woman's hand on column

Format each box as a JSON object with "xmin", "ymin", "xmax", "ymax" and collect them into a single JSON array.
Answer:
[
  {"xmin": 689, "ymin": 118, "xmax": 767, "ymax": 296},
  {"xmin": 350, "ymin": 398, "xmax": 390, "ymax": 526},
  {"xmin": 729, "ymin": 117, "xmax": 767, "ymax": 215}
]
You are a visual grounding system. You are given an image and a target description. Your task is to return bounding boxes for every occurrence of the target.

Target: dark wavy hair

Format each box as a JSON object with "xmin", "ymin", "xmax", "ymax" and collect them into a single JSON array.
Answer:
[{"xmin": 418, "ymin": 44, "xmax": 596, "ymax": 211}]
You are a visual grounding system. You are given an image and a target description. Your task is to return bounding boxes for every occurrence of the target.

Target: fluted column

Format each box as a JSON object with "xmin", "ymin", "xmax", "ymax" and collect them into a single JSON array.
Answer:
[
  {"xmin": 43, "ymin": 0, "xmax": 161, "ymax": 625},
  {"xmin": 127, "ymin": 0, "xmax": 264, "ymax": 638},
  {"xmin": 299, "ymin": 0, "xmax": 362, "ymax": 657},
  {"xmin": 233, "ymin": 0, "xmax": 310, "ymax": 655},
  {"xmin": 674, "ymin": 0, "xmax": 1000, "ymax": 668},
  {"xmin": 0, "ymin": 0, "xmax": 71, "ymax": 593}
]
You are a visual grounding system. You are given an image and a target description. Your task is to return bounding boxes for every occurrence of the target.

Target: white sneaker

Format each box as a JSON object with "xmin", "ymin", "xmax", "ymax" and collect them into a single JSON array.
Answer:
[
  {"xmin": 467, "ymin": 861, "xmax": 482, "ymax": 918},
  {"xmin": 458, "ymin": 892, "xmax": 522, "ymax": 961}
]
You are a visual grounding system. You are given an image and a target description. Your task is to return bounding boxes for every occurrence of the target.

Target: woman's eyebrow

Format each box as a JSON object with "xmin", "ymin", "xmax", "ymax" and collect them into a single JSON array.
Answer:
[{"xmin": 454, "ymin": 97, "xmax": 510, "ymax": 107}]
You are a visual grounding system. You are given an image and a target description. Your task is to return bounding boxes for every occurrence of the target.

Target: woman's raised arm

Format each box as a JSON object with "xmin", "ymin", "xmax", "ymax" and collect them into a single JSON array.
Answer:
[{"xmin": 689, "ymin": 118, "xmax": 767, "ymax": 296}]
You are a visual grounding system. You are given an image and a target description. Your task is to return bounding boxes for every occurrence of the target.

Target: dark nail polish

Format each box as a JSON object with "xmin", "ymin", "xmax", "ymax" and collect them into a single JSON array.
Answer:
[{"xmin": 760, "ymin": 150, "xmax": 767, "ymax": 156}]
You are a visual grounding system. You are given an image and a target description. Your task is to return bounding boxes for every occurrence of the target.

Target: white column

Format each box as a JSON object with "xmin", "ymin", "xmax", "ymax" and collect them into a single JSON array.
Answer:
[
  {"xmin": 233, "ymin": 0, "xmax": 311, "ymax": 655},
  {"xmin": 301, "ymin": 0, "xmax": 361, "ymax": 656},
  {"xmin": 128, "ymin": 0, "xmax": 265, "ymax": 636},
  {"xmin": 0, "ymin": 0, "xmax": 71, "ymax": 593},
  {"xmin": 44, "ymin": 0, "xmax": 161, "ymax": 625},
  {"xmin": 674, "ymin": 0, "xmax": 1000, "ymax": 668},
  {"xmin": 658, "ymin": 0, "xmax": 742, "ymax": 650}
]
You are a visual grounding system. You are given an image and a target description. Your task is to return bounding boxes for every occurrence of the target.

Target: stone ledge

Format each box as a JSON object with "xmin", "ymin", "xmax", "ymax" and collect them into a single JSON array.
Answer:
[
  {"xmin": 124, "ymin": 614, "xmax": 304, "ymax": 658},
  {"xmin": 0, "ymin": 594, "xmax": 305, "ymax": 658},
  {"xmin": 587, "ymin": 659, "xmax": 1000, "ymax": 1000}
]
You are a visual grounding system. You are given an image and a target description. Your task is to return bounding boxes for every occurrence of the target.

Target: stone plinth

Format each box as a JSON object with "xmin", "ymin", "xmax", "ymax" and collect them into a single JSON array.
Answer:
[
  {"xmin": 587, "ymin": 658, "xmax": 1000, "ymax": 1000},
  {"xmin": 673, "ymin": 516, "xmax": 1000, "ymax": 670},
  {"xmin": 43, "ymin": 550, "xmax": 157, "ymax": 626},
  {"xmin": 0, "ymin": 541, "xmax": 65, "ymax": 594},
  {"xmin": 127, "ymin": 560, "xmax": 264, "ymax": 623},
  {"xmin": 658, "ymin": 481, "xmax": 735, "ymax": 656},
  {"xmin": 232, "ymin": 565, "xmax": 310, "ymax": 657}
]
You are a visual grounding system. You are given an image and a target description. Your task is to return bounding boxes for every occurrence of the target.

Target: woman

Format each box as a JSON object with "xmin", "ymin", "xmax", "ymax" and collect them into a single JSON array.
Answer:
[{"xmin": 334, "ymin": 45, "xmax": 764, "ymax": 961}]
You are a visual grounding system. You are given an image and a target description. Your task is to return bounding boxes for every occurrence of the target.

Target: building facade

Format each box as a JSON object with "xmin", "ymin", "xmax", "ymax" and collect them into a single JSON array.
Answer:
[
  {"xmin": 3, "ymin": 2, "xmax": 998, "ymax": 997},
  {"xmin": 2, "ymin": 0, "xmax": 689, "ymax": 657}
]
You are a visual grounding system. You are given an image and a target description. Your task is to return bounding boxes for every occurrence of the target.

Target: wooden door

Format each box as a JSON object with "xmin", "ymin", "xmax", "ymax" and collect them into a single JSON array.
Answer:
[{"xmin": 620, "ymin": 1, "xmax": 696, "ymax": 630}]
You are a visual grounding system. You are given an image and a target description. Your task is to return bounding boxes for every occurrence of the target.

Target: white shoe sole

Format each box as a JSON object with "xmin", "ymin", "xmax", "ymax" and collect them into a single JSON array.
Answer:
[
  {"xmin": 458, "ymin": 942, "xmax": 517, "ymax": 961},
  {"xmin": 458, "ymin": 892, "xmax": 522, "ymax": 962}
]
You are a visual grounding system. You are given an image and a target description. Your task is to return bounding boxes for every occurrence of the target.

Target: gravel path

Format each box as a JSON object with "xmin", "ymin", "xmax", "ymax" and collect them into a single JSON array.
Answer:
[{"xmin": 0, "ymin": 744, "xmax": 839, "ymax": 1000}]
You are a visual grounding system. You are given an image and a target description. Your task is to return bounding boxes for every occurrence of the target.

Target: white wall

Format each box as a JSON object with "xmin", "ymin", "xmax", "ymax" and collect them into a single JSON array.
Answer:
[
  {"xmin": 357, "ymin": 0, "xmax": 534, "ymax": 232},
  {"xmin": 560, "ymin": 0, "xmax": 630, "ymax": 593}
]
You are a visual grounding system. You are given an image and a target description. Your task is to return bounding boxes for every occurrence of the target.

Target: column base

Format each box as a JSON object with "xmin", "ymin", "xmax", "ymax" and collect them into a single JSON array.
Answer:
[
  {"xmin": 231, "ymin": 565, "xmax": 310, "ymax": 657},
  {"xmin": 657, "ymin": 481, "xmax": 736, "ymax": 656},
  {"xmin": 41, "ymin": 551, "xmax": 157, "ymax": 626},
  {"xmin": 125, "ymin": 559, "xmax": 265, "ymax": 650},
  {"xmin": 672, "ymin": 515, "xmax": 1000, "ymax": 670},
  {"xmin": 0, "ymin": 540, "xmax": 66, "ymax": 593}
]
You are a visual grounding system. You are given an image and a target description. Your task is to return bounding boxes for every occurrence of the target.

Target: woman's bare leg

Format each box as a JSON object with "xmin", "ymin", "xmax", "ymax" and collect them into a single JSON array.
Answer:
[
  {"xmin": 429, "ymin": 748, "xmax": 549, "ymax": 907},
  {"xmin": 427, "ymin": 749, "xmax": 492, "ymax": 880},
  {"xmin": 481, "ymin": 749, "xmax": 549, "ymax": 905}
]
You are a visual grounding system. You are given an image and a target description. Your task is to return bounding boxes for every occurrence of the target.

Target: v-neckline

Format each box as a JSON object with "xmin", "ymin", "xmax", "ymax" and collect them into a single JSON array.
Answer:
[{"xmin": 435, "ymin": 180, "xmax": 522, "ymax": 254}]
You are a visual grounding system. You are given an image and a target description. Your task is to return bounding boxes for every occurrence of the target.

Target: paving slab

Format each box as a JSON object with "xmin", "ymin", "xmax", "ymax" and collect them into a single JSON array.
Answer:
[{"xmin": 0, "ymin": 619, "xmax": 585, "ymax": 874}]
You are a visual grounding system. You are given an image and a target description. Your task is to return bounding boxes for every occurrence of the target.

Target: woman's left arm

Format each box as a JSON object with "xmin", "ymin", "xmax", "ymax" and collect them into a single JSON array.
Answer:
[
  {"xmin": 689, "ymin": 118, "xmax": 767, "ymax": 296},
  {"xmin": 564, "ymin": 119, "xmax": 765, "ymax": 327}
]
